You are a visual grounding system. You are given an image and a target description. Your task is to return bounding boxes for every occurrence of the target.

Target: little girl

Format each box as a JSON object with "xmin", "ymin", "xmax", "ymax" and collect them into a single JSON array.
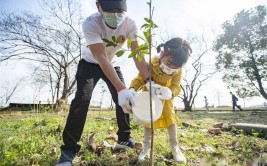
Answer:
[{"xmin": 129, "ymin": 37, "xmax": 192, "ymax": 163}]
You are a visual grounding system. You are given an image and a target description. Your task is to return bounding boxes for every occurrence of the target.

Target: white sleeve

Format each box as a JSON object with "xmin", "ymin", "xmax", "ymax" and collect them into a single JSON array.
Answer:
[
  {"xmin": 127, "ymin": 19, "xmax": 138, "ymax": 42},
  {"xmin": 82, "ymin": 18, "xmax": 103, "ymax": 46}
]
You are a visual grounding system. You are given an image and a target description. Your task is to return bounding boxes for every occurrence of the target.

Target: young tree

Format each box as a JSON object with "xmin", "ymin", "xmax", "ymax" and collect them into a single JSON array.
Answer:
[{"xmin": 213, "ymin": 5, "xmax": 267, "ymax": 100}]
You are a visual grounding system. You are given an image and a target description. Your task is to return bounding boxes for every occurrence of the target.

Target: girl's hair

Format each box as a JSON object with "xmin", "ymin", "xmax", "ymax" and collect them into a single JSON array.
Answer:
[{"xmin": 156, "ymin": 37, "xmax": 192, "ymax": 68}]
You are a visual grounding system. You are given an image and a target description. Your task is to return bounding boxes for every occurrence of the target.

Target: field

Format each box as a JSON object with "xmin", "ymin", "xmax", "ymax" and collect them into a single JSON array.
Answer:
[{"xmin": 0, "ymin": 109, "xmax": 267, "ymax": 166}]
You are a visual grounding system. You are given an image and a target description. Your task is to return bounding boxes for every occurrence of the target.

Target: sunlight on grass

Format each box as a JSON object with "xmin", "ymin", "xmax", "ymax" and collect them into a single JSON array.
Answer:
[{"xmin": 0, "ymin": 110, "xmax": 266, "ymax": 165}]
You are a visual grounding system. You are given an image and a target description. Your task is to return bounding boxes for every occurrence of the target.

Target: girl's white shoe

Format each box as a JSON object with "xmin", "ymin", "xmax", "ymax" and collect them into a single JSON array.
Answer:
[
  {"xmin": 172, "ymin": 146, "xmax": 187, "ymax": 163},
  {"xmin": 138, "ymin": 145, "xmax": 150, "ymax": 161}
]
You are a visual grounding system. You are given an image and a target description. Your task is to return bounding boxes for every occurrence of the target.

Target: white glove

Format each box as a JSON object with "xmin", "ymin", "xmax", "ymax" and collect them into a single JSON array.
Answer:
[
  {"xmin": 145, "ymin": 81, "xmax": 156, "ymax": 94},
  {"xmin": 129, "ymin": 88, "xmax": 137, "ymax": 97},
  {"xmin": 155, "ymin": 86, "xmax": 172, "ymax": 100},
  {"xmin": 118, "ymin": 88, "xmax": 136, "ymax": 114}
]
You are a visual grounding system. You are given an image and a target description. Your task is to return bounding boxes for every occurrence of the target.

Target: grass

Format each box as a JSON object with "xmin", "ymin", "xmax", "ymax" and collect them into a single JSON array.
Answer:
[{"xmin": 0, "ymin": 109, "xmax": 266, "ymax": 166}]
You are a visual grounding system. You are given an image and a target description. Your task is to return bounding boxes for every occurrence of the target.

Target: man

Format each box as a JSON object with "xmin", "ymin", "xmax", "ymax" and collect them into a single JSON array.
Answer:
[
  {"xmin": 55, "ymin": 0, "xmax": 150, "ymax": 165},
  {"xmin": 230, "ymin": 92, "xmax": 243, "ymax": 111}
]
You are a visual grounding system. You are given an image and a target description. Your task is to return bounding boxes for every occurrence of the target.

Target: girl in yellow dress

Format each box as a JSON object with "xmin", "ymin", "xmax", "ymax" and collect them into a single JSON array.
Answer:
[{"xmin": 129, "ymin": 37, "xmax": 192, "ymax": 163}]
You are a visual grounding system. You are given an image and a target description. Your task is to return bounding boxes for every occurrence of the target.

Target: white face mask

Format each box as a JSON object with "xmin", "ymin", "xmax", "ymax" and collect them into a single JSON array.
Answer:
[
  {"xmin": 100, "ymin": 8, "xmax": 125, "ymax": 28},
  {"xmin": 159, "ymin": 61, "xmax": 177, "ymax": 75}
]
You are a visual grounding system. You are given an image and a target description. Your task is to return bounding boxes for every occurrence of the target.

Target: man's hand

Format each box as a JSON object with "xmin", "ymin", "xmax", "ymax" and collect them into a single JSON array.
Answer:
[{"xmin": 118, "ymin": 88, "xmax": 136, "ymax": 114}]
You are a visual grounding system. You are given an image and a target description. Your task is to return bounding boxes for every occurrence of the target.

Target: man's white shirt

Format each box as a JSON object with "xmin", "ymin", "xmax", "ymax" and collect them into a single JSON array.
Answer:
[{"xmin": 82, "ymin": 12, "xmax": 138, "ymax": 65}]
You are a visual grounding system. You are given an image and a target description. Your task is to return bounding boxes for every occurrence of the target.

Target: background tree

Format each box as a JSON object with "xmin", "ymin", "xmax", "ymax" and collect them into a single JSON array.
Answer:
[
  {"xmin": 236, "ymin": 86, "xmax": 258, "ymax": 107},
  {"xmin": 0, "ymin": 78, "xmax": 25, "ymax": 107},
  {"xmin": 0, "ymin": 0, "xmax": 83, "ymax": 103},
  {"xmin": 178, "ymin": 34, "xmax": 216, "ymax": 111},
  {"xmin": 213, "ymin": 5, "xmax": 267, "ymax": 100}
]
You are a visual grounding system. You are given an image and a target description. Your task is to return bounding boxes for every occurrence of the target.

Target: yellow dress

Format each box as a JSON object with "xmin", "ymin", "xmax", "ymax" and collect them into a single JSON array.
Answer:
[{"xmin": 129, "ymin": 57, "xmax": 182, "ymax": 129}]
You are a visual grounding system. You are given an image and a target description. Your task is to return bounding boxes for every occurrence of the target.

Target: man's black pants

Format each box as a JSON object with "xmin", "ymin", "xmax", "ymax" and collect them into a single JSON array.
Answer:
[{"xmin": 61, "ymin": 59, "xmax": 131, "ymax": 153}]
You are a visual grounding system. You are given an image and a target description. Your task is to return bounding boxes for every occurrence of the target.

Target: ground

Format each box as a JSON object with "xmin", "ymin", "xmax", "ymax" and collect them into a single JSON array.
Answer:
[{"xmin": 0, "ymin": 109, "xmax": 266, "ymax": 165}]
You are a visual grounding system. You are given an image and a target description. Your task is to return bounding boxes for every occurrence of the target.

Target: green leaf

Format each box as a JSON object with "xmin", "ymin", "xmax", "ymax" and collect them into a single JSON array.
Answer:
[
  {"xmin": 136, "ymin": 44, "xmax": 148, "ymax": 51},
  {"xmin": 128, "ymin": 51, "xmax": 137, "ymax": 58},
  {"xmin": 116, "ymin": 50, "xmax": 125, "ymax": 57},
  {"xmin": 112, "ymin": 36, "xmax": 116, "ymax": 43},
  {"xmin": 106, "ymin": 43, "xmax": 114, "ymax": 47},
  {"xmin": 140, "ymin": 50, "xmax": 149, "ymax": 54},
  {"xmin": 137, "ymin": 54, "xmax": 143, "ymax": 62},
  {"xmin": 136, "ymin": 35, "xmax": 145, "ymax": 42},
  {"xmin": 102, "ymin": 38, "xmax": 111, "ymax": 43},
  {"xmin": 127, "ymin": 38, "xmax": 131, "ymax": 49},
  {"xmin": 141, "ymin": 23, "xmax": 149, "ymax": 29},
  {"xmin": 144, "ymin": 30, "xmax": 151, "ymax": 42},
  {"xmin": 144, "ymin": 17, "xmax": 150, "ymax": 23},
  {"xmin": 116, "ymin": 37, "xmax": 122, "ymax": 43},
  {"xmin": 102, "ymin": 38, "xmax": 117, "ymax": 47}
]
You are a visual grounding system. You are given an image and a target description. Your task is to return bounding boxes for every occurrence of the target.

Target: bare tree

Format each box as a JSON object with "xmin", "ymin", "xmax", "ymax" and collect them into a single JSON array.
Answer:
[
  {"xmin": 178, "ymin": 34, "xmax": 217, "ymax": 111},
  {"xmin": 0, "ymin": 78, "xmax": 25, "ymax": 106},
  {"xmin": 0, "ymin": 0, "xmax": 83, "ymax": 103}
]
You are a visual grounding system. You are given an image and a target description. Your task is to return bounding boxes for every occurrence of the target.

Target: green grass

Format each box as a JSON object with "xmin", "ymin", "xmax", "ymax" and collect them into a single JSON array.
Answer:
[{"xmin": 0, "ymin": 110, "xmax": 266, "ymax": 166}]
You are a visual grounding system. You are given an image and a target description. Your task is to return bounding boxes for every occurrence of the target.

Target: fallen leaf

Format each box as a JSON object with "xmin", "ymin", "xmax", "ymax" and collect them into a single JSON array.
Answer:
[
  {"xmin": 230, "ymin": 141, "xmax": 240, "ymax": 150},
  {"xmin": 87, "ymin": 143, "xmax": 96, "ymax": 153},
  {"xmin": 180, "ymin": 131, "xmax": 186, "ymax": 137},
  {"xmin": 108, "ymin": 126, "xmax": 114, "ymax": 131},
  {"xmin": 116, "ymin": 153, "xmax": 129, "ymax": 161},
  {"xmin": 134, "ymin": 142, "xmax": 143, "ymax": 150},
  {"xmin": 95, "ymin": 145, "xmax": 103, "ymax": 156},
  {"xmin": 200, "ymin": 129, "xmax": 208, "ymax": 133},
  {"xmin": 95, "ymin": 117, "xmax": 111, "ymax": 121},
  {"xmin": 87, "ymin": 133, "xmax": 96, "ymax": 152},
  {"xmin": 49, "ymin": 146, "xmax": 57, "ymax": 157},
  {"xmin": 213, "ymin": 122, "xmax": 224, "ymax": 128},
  {"xmin": 182, "ymin": 122, "xmax": 198, "ymax": 128},
  {"xmin": 212, "ymin": 151, "xmax": 224, "ymax": 158},
  {"xmin": 200, "ymin": 143, "xmax": 215, "ymax": 153},
  {"xmin": 106, "ymin": 133, "xmax": 118, "ymax": 141},
  {"xmin": 208, "ymin": 128, "xmax": 222, "ymax": 135},
  {"xmin": 88, "ymin": 133, "xmax": 95, "ymax": 145},
  {"xmin": 102, "ymin": 141, "xmax": 113, "ymax": 148}
]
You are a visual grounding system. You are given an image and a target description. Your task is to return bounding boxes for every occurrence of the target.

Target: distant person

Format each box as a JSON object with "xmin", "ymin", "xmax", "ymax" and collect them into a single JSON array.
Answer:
[
  {"xmin": 230, "ymin": 92, "xmax": 243, "ymax": 111},
  {"xmin": 204, "ymin": 96, "xmax": 209, "ymax": 112},
  {"xmin": 129, "ymin": 37, "xmax": 192, "ymax": 163}
]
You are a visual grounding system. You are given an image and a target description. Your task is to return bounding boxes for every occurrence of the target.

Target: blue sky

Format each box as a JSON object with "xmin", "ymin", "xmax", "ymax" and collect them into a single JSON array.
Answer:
[{"xmin": 0, "ymin": 0, "xmax": 266, "ymax": 107}]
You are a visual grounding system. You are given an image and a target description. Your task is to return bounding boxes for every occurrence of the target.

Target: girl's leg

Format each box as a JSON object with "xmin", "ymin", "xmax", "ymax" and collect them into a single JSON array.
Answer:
[
  {"xmin": 167, "ymin": 124, "xmax": 187, "ymax": 163},
  {"xmin": 138, "ymin": 127, "xmax": 152, "ymax": 161}
]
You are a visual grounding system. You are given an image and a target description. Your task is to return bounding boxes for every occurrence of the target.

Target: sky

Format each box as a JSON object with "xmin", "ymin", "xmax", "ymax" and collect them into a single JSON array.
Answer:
[{"xmin": 0, "ymin": 0, "xmax": 267, "ymax": 108}]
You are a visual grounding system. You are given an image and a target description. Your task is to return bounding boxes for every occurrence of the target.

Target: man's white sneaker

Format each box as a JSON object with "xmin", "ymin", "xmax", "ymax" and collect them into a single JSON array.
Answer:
[{"xmin": 171, "ymin": 146, "xmax": 187, "ymax": 163}]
